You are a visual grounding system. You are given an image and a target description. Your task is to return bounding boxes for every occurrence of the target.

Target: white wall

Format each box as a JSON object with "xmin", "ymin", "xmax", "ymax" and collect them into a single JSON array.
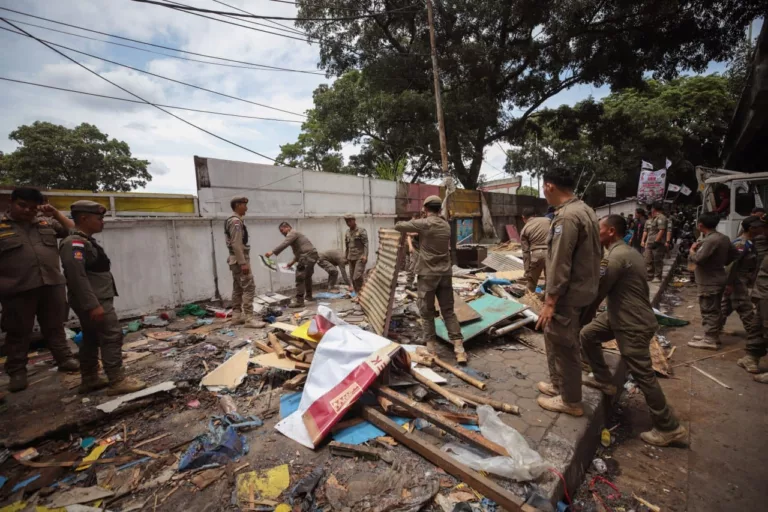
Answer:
[{"xmin": 595, "ymin": 200, "xmax": 643, "ymax": 219}]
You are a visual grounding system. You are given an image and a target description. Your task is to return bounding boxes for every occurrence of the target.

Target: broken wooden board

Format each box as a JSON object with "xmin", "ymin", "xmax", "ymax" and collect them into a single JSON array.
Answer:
[
  {"xmin": 146, "ymin": 331, "xmax": 178, "ymax": 341},
  {"xmin": 435, "ymin": 294, "xmax": 526, "ymax": 342},
  {"xmin": 47, "ymin": 485, "xmax": 114, "ymax": 508},
  {"xmin": 361, "ymin": 407, "xmax": 536, "ymax": 512},
  {"xmin": 122, "ymin": 351, "xmax": 151, "ymax": 364},
  {"xmin": 200, "ymin": 349, "xmax": 250, "ymax": 391},
  {"xmin": 122, "ymin": 339, "xmax": 149, "ymax": 351},
  {"xmin": 435, "ymin": 293, "xmax": 481, "ymax": 324},
  {"xmin": 250, "ymin": 352, "xmax": 301, "ymax": 372},
  {"xmin": 650, "ymin": 336, "xmax": 671, "ymax": 376},
  {"xmin": 96, "ymin": 381, "xmax": 176, "ymax": 413},
  {"xmin": 270, "ymin": 322, "xmax": 298, "ymax": 333}
]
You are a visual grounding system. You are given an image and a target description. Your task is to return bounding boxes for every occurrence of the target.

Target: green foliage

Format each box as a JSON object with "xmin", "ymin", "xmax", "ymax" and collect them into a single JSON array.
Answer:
[
  {"xmin": 2, "ymin": 122, "xmax": 150, "ymax": 192},
  {"xmin": 374, "ymin": 156, "xmax": 407, "ymax": 181},
  {"xmin": 286, "ymin": 0, "xmax": 762, "ymax": 189},
  {"xmin": 505, "ymin": 74, "xmax": 739, "ymax": 203},
  {"xmin": 516, "ymin": 185, "xmax": 539, "ymax": 197}
]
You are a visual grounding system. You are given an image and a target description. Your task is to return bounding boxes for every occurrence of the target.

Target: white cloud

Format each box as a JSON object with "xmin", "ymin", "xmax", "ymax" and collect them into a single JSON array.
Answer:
[{"xmin": 0, "ymin": 0, "xmax": 324, "ymax": 194}]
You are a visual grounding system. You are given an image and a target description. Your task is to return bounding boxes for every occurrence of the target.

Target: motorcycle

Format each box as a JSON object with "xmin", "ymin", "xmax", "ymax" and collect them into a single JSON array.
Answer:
[{"xmin": 678, "ymin": 222, "xmax": 695, "ymax": 257}]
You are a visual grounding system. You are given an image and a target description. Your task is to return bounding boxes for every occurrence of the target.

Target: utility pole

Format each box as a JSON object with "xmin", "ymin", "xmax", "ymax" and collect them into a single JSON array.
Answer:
[{"xmin": 426, "ymin": 0, "xmax": 449, "ymax": 175}]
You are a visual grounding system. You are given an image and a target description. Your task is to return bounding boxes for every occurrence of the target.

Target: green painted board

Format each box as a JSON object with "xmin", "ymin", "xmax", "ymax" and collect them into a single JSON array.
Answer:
[{"xmin": 435, "ymin": 294, "xmax": 527, "ymax": 342}]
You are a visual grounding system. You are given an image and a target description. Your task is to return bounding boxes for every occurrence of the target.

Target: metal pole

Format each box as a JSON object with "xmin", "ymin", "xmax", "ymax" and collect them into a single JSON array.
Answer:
[{"xmin": 426, "ymin": 0, "xmax": 449, "ymax": 175}]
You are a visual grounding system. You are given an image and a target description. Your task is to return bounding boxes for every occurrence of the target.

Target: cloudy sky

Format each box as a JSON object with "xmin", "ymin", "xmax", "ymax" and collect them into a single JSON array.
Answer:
[{"xmin": 0, "ymin": 1, "xmax": 756, "ymax": 194}]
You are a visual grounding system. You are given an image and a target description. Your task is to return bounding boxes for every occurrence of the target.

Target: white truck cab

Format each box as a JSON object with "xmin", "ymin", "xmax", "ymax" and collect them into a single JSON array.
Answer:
[{"xmin": 698, "ymin": 166, "xmax": 768, "ymax": 239}]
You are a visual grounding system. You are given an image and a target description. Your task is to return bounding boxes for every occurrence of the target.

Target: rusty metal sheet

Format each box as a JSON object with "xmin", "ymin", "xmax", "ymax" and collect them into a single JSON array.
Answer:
[
  {"xmin": 359, "ymin": 228, "xmax": 405, "ymax": 337},
  {"xmin": 481, "ymin": 252, "xmax": 524, "ymax": 272},
  {"xmin": 435, "ymin": 294, "xmax": 526, "ymax": 342}
]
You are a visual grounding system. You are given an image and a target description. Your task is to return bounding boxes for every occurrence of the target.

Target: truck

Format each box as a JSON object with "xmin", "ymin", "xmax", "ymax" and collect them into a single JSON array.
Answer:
[{"xmin": 697, "ymin": 166, "xmax": 768, "ymax": 239}]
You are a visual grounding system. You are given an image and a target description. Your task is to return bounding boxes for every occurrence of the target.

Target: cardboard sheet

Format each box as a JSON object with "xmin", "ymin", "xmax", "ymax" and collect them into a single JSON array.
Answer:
[
  {"xmin": 200, "ymin": 349, "xmax": 250, "ymax": 391},
  {"xmin": 250, "ymin": 352, "xmax": 300, "ymax": 372}
]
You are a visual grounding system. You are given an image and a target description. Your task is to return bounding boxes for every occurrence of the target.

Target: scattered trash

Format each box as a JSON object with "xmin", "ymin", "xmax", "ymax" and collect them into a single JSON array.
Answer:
[
  {"xmin": 633, "ymin": 493, "xmax": 661, "ymax": 512},
  {"xmin": 600, "ymin": 428, "xmax": 612, "ymax": 448},
  {"xmin": 187, "ymin": 399, "xmax": 201, "ymax": 409},
  {"xmin": 653, "ymin": 308, "xmax": 689, "ymax": 327},
  {"xmin": 124, "ymin": 320, "xmax": 142, "ymax": 333},
  {"xmin": 289, "ymin": 465, "xmax": 324, "ymax": 510},
  {"xmin": 96, "ymin": 381, "xmax": 176, "ymax": 413},
  {"xmin": 80, "ymin": 437, "xmax": 96, "ymax": 449},
  {"xmin": 11, "ymin": 474, "xmax": 41, "ymax": 492},
  {"xmin": 236, "ymin": 464, "xmax": 290, "ymax": 506},
  {"xmin": 324, "ymin": 465, "xmax": 439, "ymax": 512},
  {"xmin": 195, "ymin": 318, "xmax": 214, "ymax": 326},
  {"xmin": 13, "ymin": 447, "xmax": 40, "ymax": 462},
  {"xmin": 179, "ymin": 423, "xmax": 248, "ymax": 471},
  {"xmin": 201, "ymin": 349, "xmax": 250, "ymax": 391},
  {"xmin": 47, "ymin": 485, "xmax": 114, "ymax": 508},
  {"xmin": 219, "ymin": 395, "xmax": 238, "ymax": 416},
  {"xmin": 656, "ymin": 334, "xmax": 671, "ymax": 347},
  {"xmin": 73, "ymin": 331, "xmax": 84, "ymax": 345},
  {"xmin": 442, "ymin": 406, "xmax": 549, "ymax": 481},
  {"xmin": 178, "ymin": 303, "xmax": 209, "ymax": 317},
  {"xmin": 592, "ymin": 458, "xmax": 607, "ymax": 474},
  {"xmin": 77, "ymin": 444, "xmax": 108, "ymax": 471},
  {"xmin": 191, "ymin": 467, "xmax": 226, "ymax": 490}
]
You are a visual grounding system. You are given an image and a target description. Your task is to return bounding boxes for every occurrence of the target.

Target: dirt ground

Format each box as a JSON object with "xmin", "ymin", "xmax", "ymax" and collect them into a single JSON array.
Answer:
[{"xmin": 573, "ymin": 276, "xmax": 768, "ymax": 512}]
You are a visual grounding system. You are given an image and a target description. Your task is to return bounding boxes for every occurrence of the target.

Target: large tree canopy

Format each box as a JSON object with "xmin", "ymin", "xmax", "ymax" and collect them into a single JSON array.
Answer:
[
  {"xmin": 0, "ymin": 122, "xmax": 150, "ymax": 192},
  {"xmin": 505, "ymin": 74, "xmax": 739, "ymax": 203},
  {"xmin": 284, "ymin": 0, "xmax": 761, "ymax": 188}
]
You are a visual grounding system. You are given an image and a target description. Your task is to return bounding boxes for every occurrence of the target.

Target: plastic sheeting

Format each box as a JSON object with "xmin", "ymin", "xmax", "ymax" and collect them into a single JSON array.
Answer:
[{"xmin": 442, "ymin": 405, "xmax": 549, "ymax": 481}]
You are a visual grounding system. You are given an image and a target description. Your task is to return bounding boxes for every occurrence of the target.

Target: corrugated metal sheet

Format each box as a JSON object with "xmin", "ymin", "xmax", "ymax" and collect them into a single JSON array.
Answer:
[
  {"xmin": 481, "ymin": 252, "xmax": 525, "ymax": 272},
  {"xmin": 359, "ymin": 228, "xmax": 404, "ymax": 337}
]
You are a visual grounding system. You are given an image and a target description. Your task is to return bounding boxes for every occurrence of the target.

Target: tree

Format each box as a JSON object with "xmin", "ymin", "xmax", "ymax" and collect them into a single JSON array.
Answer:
[
  {"xmin": 516, "ymin": 185, "xmax": 539, "ymax": 197},
  {"xmin": 2, "ymin": 122, "xmax": 150, "ymax": 192},
  {"xmin": 293, "ymin": 0, "xmax": 762, "ymax": 189},
  {"xmin": 505, "ymin": 74, "xmax": 739, "ymax": 203}
]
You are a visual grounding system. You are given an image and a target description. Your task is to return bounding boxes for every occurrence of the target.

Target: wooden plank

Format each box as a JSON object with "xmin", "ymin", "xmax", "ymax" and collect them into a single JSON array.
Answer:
[
  {"xmin": 408, "ymin": 367, "xmax": 466, "ymax": 408},
  {"xmin": 268, "ymin": 333, "xmax": 286, "ymax": 359},
  {"xmin": 361, "ymin": 407, "xmax": 537, "ymax": 512},
  {"xmin": 377, "ymin": 386, "xmax": 508, "ymax": 456},
  {"xmin": 433, "ymin": 357, "xmax": 486, "ymax": 390},
  {"xmin": 283, "ymin": 373, "xmax": 307, "ymax": 390},
  {"xmin": 252, "ymin": 339, "xmax": 274, "ymax": 354},
  {"xmin": 270, "ymin": 322, "xmax": 298, "ymax": 333},
  {"xmin": 452, "ymin": 293, "xmax": 481, "ymax": 324},
  {"xmin": 449, "ymin": 388, "xmax": 519, "ymax": 415}
]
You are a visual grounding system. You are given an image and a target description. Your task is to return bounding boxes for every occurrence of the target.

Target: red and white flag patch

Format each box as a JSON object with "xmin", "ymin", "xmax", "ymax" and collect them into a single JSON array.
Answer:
[{"xmin": 72, "ymin": 241, "xmax": 85, "ymax": 248}]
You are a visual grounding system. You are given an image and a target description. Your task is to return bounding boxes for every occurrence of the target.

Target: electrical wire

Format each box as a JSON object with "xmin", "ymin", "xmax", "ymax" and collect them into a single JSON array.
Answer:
[
  {"xmin": 0, "ymin": 7, "xmax": 324, "ymax": 75},
  {"xmin": 0, "ymin": 18, "xmax": 281, "ymax": 163},
  {"xmin": 1, "ymin": 17, "xmax": 325, "ymax": 75},
  {"xmin": 130, "ymin": 0, "xmax": 419, "ymax": 21},
  {"xmin": 0, "ymin": 77, "xmax": 303, "ymax": 123},
  {"xmin": 209, "ymin": 0, "xmax": 307, "ymax": 36},
  {"xmin": 2, "ymin": 26, "xmax": 307, "ymax": 118}
]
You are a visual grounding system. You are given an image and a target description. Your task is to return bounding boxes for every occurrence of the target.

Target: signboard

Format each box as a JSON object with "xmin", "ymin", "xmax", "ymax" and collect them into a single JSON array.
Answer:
[
  {"xmin": 637, "ymin": 169, "xmax": 667, "ymax": 203},
  {"xmin": 605, "ymin": 182, "xmax": 616, "ymax": 198}
]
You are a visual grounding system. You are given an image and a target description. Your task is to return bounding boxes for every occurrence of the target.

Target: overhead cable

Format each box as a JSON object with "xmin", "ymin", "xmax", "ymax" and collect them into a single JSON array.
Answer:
[{"xmin": 1, "ymin": 18, "xmax": 282, "ymax": 163}]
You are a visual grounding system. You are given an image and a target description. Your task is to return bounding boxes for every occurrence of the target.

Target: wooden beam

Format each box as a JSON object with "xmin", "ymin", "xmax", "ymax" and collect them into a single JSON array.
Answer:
[
  {"xmin": 376, "ymin": 387, "xmax": 508, "ymax": 456},
  {"xmin": 433, "ymin": 357, "xmax": 486, "ymax": 390},
  {"xmin": 283, "ymin": 373, "xmax": 307, "ymax": 390},
  {"xmin": 268, "ymin": 333, "xmax": 286, "ymax": 359},
  {"xmin": 361, "ymin": 407, "xmax": 538, "ymax": 512},
  {"xmin": 408, "ymin": 367, "xmax": 466, "ymax": 408},
  {"xmin": 252, "ymin": 339, "xmax": 274, "ymax": 354},
  {"xmin": 449, "ymin": 388, "xmax": 520, "ymax": 415}
]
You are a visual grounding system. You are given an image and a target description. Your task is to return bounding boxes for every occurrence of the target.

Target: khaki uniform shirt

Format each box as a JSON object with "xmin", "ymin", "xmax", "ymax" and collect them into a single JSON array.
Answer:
[
  {"xmin": 752, "ymin": 254, "xmax": 768, "ymax": 299},
  {"xmin": 726, "ymin": 235, "xmax": 758, "ymax": 286},
  {"xmin": 754, "ymin": 234, "xmax": 768, "ymax": 262},
  {"xmin": 545, "ymin": 197, "xmax": 601, "ymax": 307},
  {"xmin": 225, "ymin": 215, "xmax": 249, "ymax": 266},
  {"xmin": 272, "ymin": 230, "xmax": 316, "ymax": 259},
  {"xmin": 595, "ymin": 240, "xmax": 657, "ymax": 332},
  {"xmin": 394, "ymin": 215, "xmax": 451, "ymax": 276},
  {"xmin": 345, "ymin": 227, "xmax": 369, "ymax": 261},
  {"xmin": 59, "ymin": 231, "xmax": 118, "ymax": 312},
  {"xmin": 0, "ymin": 213, "xmax": 69, "ymax": 298},
  {"xmin": 690, "ymin": 231, "xmax": 734, "ymax": 293},
  {"xmin": 644, "ymin": 214, "xmax": 667, "ymax": 246},
  {"xmin": 520, "ymin": 217, "xmax": 550, "ymax": 254},
  {"xmin": 319, "ymin": 249, "xmax": 346, "ymax": 266}
]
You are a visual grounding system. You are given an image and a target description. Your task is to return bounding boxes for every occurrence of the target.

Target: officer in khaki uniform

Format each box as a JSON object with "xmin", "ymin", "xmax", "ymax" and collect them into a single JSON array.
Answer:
[
  {"xmin": 0, "ymin": 187, "xmax": 79, "ymax": 392},
  {"xmin": 225, "ymin": 197, "xmax": 262, "ymax": 328},
  {"xmin": 642, "ymin": 203, "xmax": 667, "ymax": 282},
  {"xmin": 688, "ymin": 212, "xmax": 735, "ymax": 350},
  {"xmin": 536, "ymin": 169, "xmax": 601, "ymax": 417},
  {"xmin": 520, "ymin": 207, "xmax": 550, "ymax": 293},
  {"xmin": 344, "ymin": 214, "xmax": 369, "ymax": 294},
  {"xmin": 266, "ymin": 223, "xmax": 318, "ymax": 307},
  {"xmin": 718, "ymin": 216, "xmax": 763, "ymax": 340},
  {"xmin": 395, "ymin": 196, "xmax": 466, "ymax": 363},
  {"xmin": 405, "ymin": 212, "xmax": 422, "ymax": 290},
  {"xmin": 580, "ymin": 215, "xmax": 687, "ymax": 446},
  {"xmin": 317, "ymin": 249, "xmax": 351, "ymax": 289},
  {"xmin": 737, "ymin": 218, "xmax": 768, "ymax": 378},
  {"xmin": 60, "ymin": 201, "xmax": 146, "ymax": 395}
]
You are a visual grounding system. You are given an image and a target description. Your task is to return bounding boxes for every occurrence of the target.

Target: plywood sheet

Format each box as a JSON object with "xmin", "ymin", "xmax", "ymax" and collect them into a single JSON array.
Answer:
[
  {"xmin": 200, "ymin": 349, "xmax": 250, "ymax": 390},
  {"xmin": 434, "ymin": 294, "xmax": 526, "ymax": 342},
  {"xmin": 250, "ymin": 352, "xmax": 300, "ymax": 372},
  {"xmin": 435, "ymin": 293, "xmax": 481, "ymax": 324}
]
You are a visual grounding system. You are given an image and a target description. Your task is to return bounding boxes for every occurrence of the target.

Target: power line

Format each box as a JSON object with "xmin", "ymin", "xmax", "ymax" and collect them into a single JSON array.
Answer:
[
  {"xmin": 209, "ymin": 0, "xmax": 307, "ymax": 36},
  {"xmin": 131, "ymin": 0, "xmax": 419, "ymax": 21},
  {"xmin": 2, "ymin": 26, "xmax": 307, "ymax": 118},
  {"xmin": 0, "ymin": 77, "xmax": 303, "ymax": 123},
  {"xmin": 0, "ymin": 18, "xmax": 281, "ymax": 162},
  {"xmin": 1, "ymin": 17, "xmax": 325, "ymax": 75},
  {"xmin": 0, "ymin": 7, "xmax": 325, "ymax": 75}
]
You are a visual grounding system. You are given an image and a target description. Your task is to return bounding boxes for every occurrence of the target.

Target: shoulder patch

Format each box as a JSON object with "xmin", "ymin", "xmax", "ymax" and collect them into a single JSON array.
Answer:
[
  {"xmin": 554, "ymin": 225, "xmax": 563, "ymax": 235},
  {"xmin": 73, "ymin": 249, "xmax": 84, "ymax": 260},
  {"xmin": 71, "ymin": 240, "xmax": 85, "ymax": 248}
]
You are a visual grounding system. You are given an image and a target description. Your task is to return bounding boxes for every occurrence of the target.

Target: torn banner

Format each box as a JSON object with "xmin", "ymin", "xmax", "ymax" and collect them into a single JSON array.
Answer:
[{"xmin": 275, "ymin": 325, "xmax": 410, "ymax": 449}]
